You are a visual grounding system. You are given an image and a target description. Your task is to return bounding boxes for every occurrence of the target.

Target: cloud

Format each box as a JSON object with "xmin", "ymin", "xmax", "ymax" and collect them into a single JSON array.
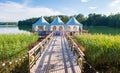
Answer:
[
  {"xmin": 0, "ymin": 1, "xmax": 62, "ymax": 22},
  {"xmin": 23, "ymin": 0, "xmax": 30, "ymax": 5},
  {"xmin": 81, "ymin": 0, "xmax": 88, "ymax": 3},
  {"xmin": 61, "ymin": 8, "xmax": 79, "ymax": 16},
  {"xmin": 110, "ymin": 0, "xmax": 120, "ymax": 7},
  {"xmin": 89, "ymin": 6, "xmax": 97, "ymax": 9}
]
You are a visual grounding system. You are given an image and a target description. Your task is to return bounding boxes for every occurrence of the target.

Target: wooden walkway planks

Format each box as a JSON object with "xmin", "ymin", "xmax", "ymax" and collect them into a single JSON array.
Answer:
[{"xmin": 30, "ymin": 36, "xmax": 81, "ymax": 73}]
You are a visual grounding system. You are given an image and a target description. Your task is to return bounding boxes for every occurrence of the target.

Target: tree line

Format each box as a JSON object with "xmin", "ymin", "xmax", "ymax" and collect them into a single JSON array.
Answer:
[
  {"xmin": 0, "ymin": 22, "xmax": 17, "ymax": 25},
  {"xmin": 18, "ymin": 13, "xmax": 120, "ymax": 31},
  {"xmin": 86, "ymin": 13, "xmax": 120, "ymax": 28}
]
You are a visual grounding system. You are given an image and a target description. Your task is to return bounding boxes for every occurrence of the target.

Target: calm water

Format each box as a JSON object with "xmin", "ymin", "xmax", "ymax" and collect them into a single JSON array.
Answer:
[{"xmin": 0, "ymin": 26, "xmax": 30, "ymax": 34}]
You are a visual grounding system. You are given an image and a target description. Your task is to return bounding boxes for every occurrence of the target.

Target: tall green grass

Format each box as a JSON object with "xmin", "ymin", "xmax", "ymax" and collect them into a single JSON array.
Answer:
[
  {"xmin": 74, "ymin": 34, "xmax": 120, "ymax": 72},
  {"xmin": 0, "ymin": 33, "xmax": 38, "ymax": 62}
]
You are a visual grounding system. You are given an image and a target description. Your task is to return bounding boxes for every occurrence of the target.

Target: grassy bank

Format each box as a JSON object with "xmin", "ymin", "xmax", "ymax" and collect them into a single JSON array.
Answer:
[
  {"xmin": 74, "ymin": 34, "xmax": 120, "ymax": 72},
  {"xmin": 0, "ymin": 33, "xmax": 38, "ymax": 73},
  {"xmin": 0, "ymin": 33, "xmax": 38, "ymax": 62}
]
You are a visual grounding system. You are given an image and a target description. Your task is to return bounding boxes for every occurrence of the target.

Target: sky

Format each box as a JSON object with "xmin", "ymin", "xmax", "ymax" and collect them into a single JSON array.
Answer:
[{"xmin": 0, "ymin": 0, "xmax": 120, "ymax": 22}]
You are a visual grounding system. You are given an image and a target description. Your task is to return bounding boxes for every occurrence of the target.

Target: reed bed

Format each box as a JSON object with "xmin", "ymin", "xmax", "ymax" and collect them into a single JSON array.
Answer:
[
  {"xmin": 74, "ymin": 34, "xmax": 120, "ymax": 72},
  {"xmin": 0, "ymin": 33, "xmax": 38, "ymax": 62}
]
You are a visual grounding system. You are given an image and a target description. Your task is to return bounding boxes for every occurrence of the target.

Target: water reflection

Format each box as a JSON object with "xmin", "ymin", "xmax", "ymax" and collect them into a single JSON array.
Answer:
[{"xmin": 0, "ymin": 26, "xmax": 30, "ymax": 34}]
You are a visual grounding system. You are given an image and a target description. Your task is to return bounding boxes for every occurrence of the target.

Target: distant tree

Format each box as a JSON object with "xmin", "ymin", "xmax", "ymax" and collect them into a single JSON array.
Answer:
[
  {"xmin": 45, "ymin": 16, "xmax": 55, "ymax": 23},
  {"xmin": 17, "ymin": 13, "xmax": 120, "ymax": 32},
  {"xmin": 0, "ymin": 22, "xmax": 17, "ymax": 25},
  {"xmin": 76, "ymin": 14, "xmax": 85, "ymax": 22},
  {"xmin": 59, "ymin": 15, "xmax": 70, "ymax": 24},
  {"xmin": 108, "ymin": 14, "xmax": 120, "ymax": 28},
  {"xmin": 86, "ymin": 13, "xmax": 108, "ymax": 26},
  {"xmin": 18, "ymin": 17, "xmax": 39, "ymax": 31}
]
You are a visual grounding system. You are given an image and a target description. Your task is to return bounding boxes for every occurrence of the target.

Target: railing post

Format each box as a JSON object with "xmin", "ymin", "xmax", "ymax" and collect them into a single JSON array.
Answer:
[
  {"xmin": 64, "ymin": 32, "xmax": 85, "ymax": 72},
  {"xmin": 28, "ymin": 32, "xmax": 53, "ymax": 69}
]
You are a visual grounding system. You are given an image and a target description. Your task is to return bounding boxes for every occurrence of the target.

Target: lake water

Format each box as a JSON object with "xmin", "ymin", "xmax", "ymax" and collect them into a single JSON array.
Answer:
[{"xmin": 0, "ymin": 26, "xmax": 30, "ymax": 34}]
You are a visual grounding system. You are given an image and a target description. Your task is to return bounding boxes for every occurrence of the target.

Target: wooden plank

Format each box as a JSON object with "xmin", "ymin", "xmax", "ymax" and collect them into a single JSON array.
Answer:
[
  {"xmin": 30, "ymin": 36, "xmax": 82, "ymax": 73},
  {"xmin": 30, "ymin": 36, "xmax": 55, "ymax": 73},
  {"xmin": 63, "ymin": 36, "xmax": 82, "ymax": 73},
  {"xmin": 50, "ymin": 36, "xmax": 65, "ymax": 73}
]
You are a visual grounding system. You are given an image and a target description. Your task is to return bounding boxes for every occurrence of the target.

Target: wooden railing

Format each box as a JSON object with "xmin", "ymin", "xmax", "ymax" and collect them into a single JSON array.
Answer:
[
  {"xmin": 65, "ymin": 32, "xmax": 100, "ymax": 73},
  {"xmin": 64, "ymin": 32, "xmax": 85, "ymax": 71},
  {"xmin": 28, "ymin": 32, "xmax": 53, "ymax": 69}
]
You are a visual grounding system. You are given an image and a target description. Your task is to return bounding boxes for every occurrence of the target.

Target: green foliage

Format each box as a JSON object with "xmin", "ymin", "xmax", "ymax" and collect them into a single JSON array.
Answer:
[
  {"xmin": 0, "ymin": 33, "xmax": 38, "ymax": 62},
  {"xmin": 59, "ymin": 15, "xmax": 70, "ymax": 23},
  {"xmin": 74, "ymin": 34, "xmax": 120, "ymax": 72},
  {"xmin": 0, "ymin": 22, "xmax": 18, "ymax": 25},
  {"xmin": 44, "ymin": 16, "xmax": 56, "ymax": 23},
  {"xmin": 18, "ymin": 17, "xmax": 39, "ymax": 31},
  {"xmin": 75, "ymin": 14, "xmax": 87, "ymax": 23},
  {"xmin": 108, "ymin": 14, "xmax": 120, "ymax": 28},
  {"xmin": 86, "ymin": 13, "xmax": 120, "ymax": 28},
  {"xmin": 86, "ymin": 14, "xmax": 108, "ymax": 26},
  {"xmin": 18, "ymin": 13, "xmax": 120, "ymax": 32},
  {"xmin": 18, "ymin": 15, "xmax": 81, "ymax": 31}
]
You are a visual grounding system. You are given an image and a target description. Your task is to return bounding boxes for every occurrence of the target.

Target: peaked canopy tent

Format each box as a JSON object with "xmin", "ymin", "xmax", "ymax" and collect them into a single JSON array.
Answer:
[
  {"xmin": 66, "ymin": 16, "xmax": 83, "ymax": 34},
  {"xmin": 32, "ymin": 16, "xmax": 83, "ymax": 35},
  {"xmin": 32, "ymin": 16, "xmax": 50, "ymax": 32},
  {"xmin": 51, "ymin": 16, "xmax": 65, "ymax": 31}
]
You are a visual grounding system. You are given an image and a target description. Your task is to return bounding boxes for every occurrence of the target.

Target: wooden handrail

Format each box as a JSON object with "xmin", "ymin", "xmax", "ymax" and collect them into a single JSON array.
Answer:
[
  {"xmin": 64, "ymin": 32, "xmax": 85, "ymax": 57},
  {"xmin": 29, "ymin": 32, "xmax": 53, "ymax": 56},
  {"xmin": 28, "ymin": 32, "xmax": 53, "ymax": 69},
  {"xmin": 64, "ymin": 32, "xmax": 85, "ymax": 72}
]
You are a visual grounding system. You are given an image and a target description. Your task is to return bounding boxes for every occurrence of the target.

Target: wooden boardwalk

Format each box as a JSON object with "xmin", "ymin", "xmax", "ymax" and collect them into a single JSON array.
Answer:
[{"xmin": 30, "ymin": 36, "xmax": 81, "ymax": 73}]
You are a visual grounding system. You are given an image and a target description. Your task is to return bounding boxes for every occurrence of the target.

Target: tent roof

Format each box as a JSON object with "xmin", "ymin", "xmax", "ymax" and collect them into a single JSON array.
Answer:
[
  {"xmin": 51, "ymin": 16, "xmax": 64, "ymax": 25},
  {"xmin": 33, "ymin": 16, "xmax": 49, "ymax": 26},
  {"xmin": 67, "ymin": 16, "xmax": 82, "ymax": 26}
]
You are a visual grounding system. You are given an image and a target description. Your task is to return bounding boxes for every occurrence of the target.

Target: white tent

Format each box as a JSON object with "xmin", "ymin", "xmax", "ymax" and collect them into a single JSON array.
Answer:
[
  {"xmin": 32, "ymin": 16, "xmax": 83, "ymax": 34},
  {"xmin": 33, "ymin": 16, "xmax": 50, "ymax": 31},
  {"xmin": 51, "ymin": 16, "xmax": 64, "ymax": 31},
  {"xmin": 66, "ymin": 16, "xmax": 83, "ymax": 33}
]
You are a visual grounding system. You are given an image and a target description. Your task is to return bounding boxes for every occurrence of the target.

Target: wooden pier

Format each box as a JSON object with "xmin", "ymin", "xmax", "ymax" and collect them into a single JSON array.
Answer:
[{"xmin": 30, "ymin": 35, "xmax": 82, "ymax": 73}]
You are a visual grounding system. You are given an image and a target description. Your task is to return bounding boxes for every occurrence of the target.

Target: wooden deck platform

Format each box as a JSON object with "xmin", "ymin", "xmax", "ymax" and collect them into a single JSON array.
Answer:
[{"xmin": 30, "ymin": 36, "xmax": 81, "ymax": 73}]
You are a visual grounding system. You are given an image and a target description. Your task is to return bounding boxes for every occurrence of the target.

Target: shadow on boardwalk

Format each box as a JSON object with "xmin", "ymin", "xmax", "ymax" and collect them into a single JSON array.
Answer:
[{"xmin": 30, "ymin": 36, "xmax": 81, "ymax": 73}]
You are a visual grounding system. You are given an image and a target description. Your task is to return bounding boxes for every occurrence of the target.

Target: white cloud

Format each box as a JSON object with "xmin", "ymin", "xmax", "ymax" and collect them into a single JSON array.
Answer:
[
  {"xmin": 89, "ymin": 6, "xmax": 97, "ymax": 9},
  {"xmin": 61, "ymin": 8, "xmax": 79, "ymax": 16},
  {"xmin": 0, "ymin": 1, "xmax": 62, "ymax": 22},
  {"xmin": 110, "ymin": 0, "xmax": 120, "ymax": 7},
  {"xmin": 81, "ymin": 0, "xmax": 88, "ymax": 3}
]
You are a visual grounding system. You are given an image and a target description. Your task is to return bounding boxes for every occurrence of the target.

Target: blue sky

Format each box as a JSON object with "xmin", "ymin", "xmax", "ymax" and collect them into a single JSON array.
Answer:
[{"xmin": 0, "ymin": 0, "xmax": 120, "ymax": 22}]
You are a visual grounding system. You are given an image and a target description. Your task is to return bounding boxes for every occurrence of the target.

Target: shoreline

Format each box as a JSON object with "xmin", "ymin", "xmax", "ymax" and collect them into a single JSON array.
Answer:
[{"xmin": 0, "ymin": 25, "xmax": 17, "ymax": 27}]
